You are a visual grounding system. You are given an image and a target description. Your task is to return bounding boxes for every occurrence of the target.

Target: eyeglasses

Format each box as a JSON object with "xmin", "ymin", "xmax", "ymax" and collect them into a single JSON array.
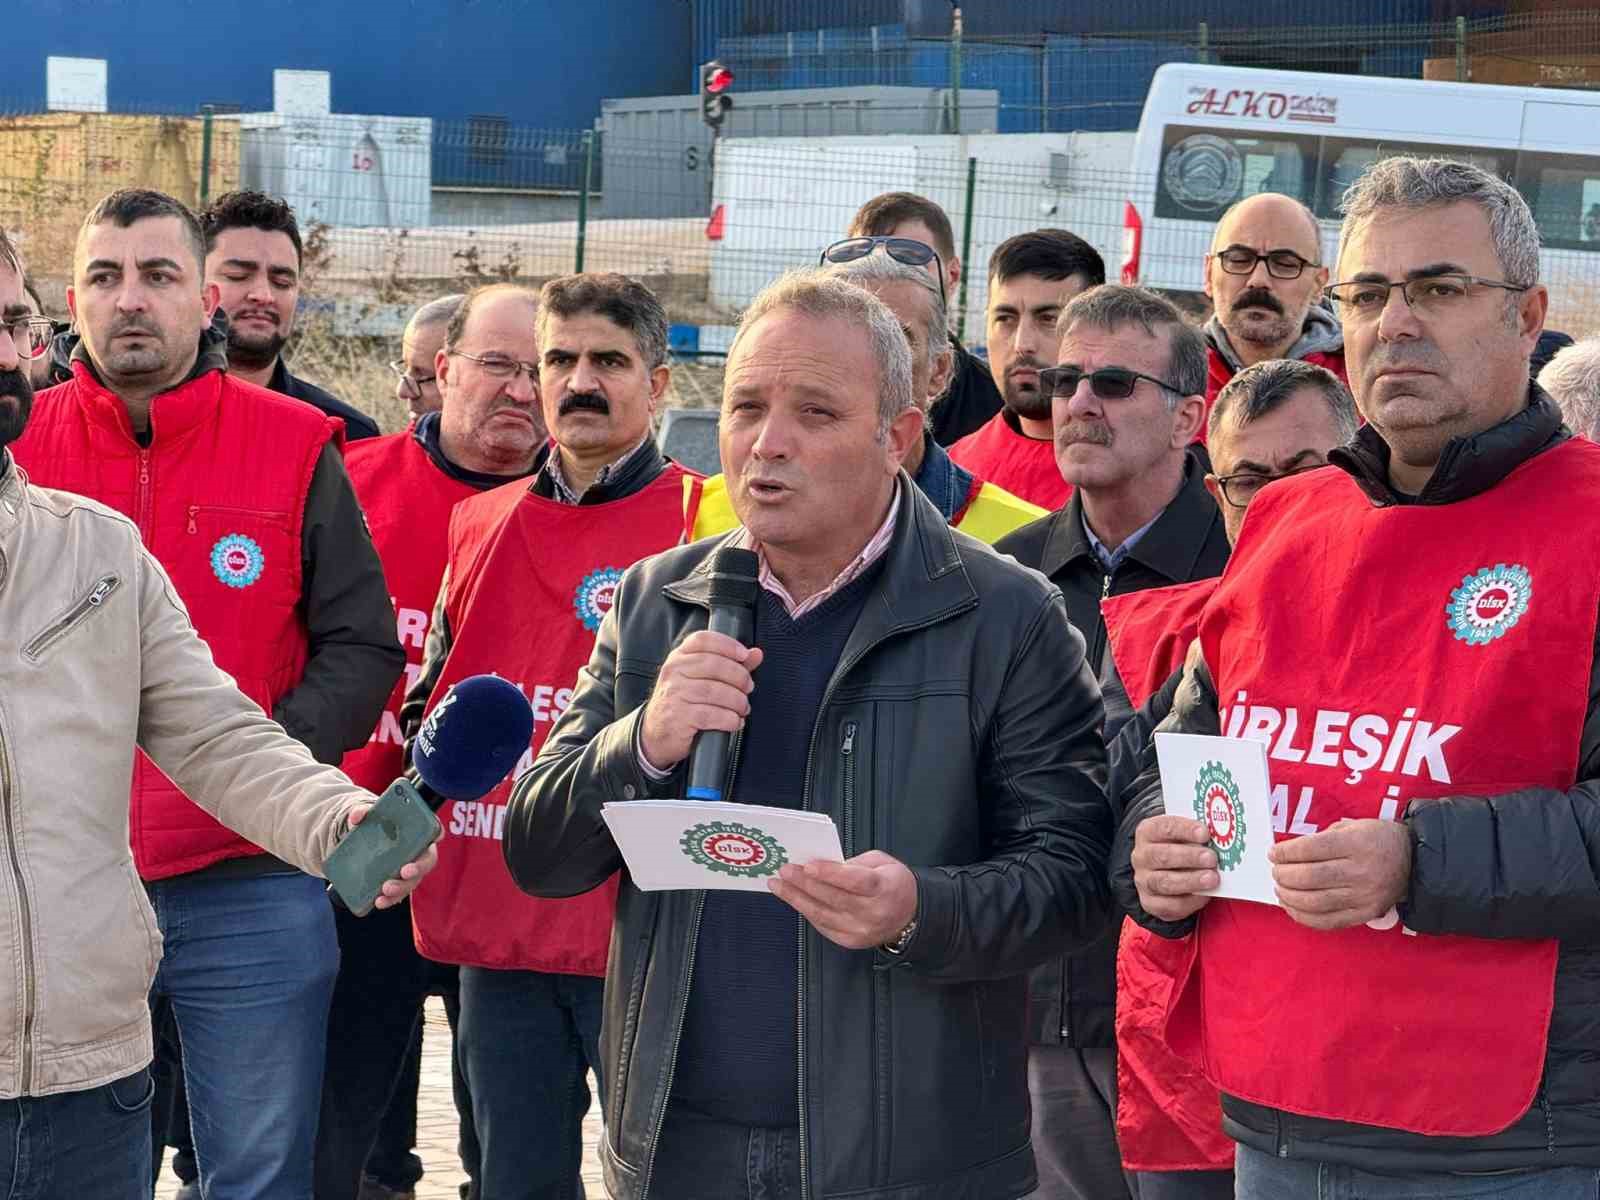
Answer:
[
  {"xmin": 1039, "ymin": 364, "xmax": 1186, "ymax": 401},
  {"xmin": 1213, "ymin": 246, "xmax": 1320, "ymax": 280},
  {"xmin": 387, "ymin": 359, "xmax": 437, "ymax": 400},
  {"xmin": 1325, "ymin": 273, "xmax": 1529, "ymax": 319},
  {"xmin": 448, "ymin": 350, "xmax": 539, "ymax": 384},
  {"xmin": 2, "ymin": 316, "xmax": 57, "ymax": 361},
  {"xmin": 820, "ymin": 237, "xmax": 947, "ymax": 304},
  {"xmin": 1213, "ymin": 462, "xmax": 1325, "ymax": 508}
]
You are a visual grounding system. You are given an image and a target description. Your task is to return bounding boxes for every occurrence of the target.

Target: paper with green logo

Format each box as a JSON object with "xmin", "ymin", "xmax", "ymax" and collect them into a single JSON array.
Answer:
[
  {"xmin": 1154, "ymin": 732, "xmax": 1279, "ymax": 906},
  {"xmin": 600, "ymin": 799, "xmax": 844, "ymax": 892}
]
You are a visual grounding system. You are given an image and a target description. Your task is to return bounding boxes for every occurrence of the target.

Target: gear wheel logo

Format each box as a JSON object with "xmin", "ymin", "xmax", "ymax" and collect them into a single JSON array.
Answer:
[
  {"xmin": 573, "ymin": 567, "xmax": 624, "ymax": 632},
  {"xmin": 210, "ymin": 533, "xmax": 264, "ymax": 589},
  {"xmin": 680, "ymin": 820, "xmax": 787, "ymax": 878},
  {"xmin": 1193, "ymin": 761, "xmax": 1246, "ymax": 871},
  {"xmin": 1446, "ymin": 563, "xmax": 1531, "ymax": 646}
]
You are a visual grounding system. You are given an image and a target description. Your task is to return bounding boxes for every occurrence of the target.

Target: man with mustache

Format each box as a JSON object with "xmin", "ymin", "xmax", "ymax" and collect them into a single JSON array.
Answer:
[
  {"xmin": 1119, "ymin": 157, "xmax": 1600, "ymax": 1198},
  {"xmin": 201, "ymin": 190, "xmax": 381, "ymax": 439},
  {"xmin": 8, "ymin": 188, "xmax": 405, "ymax": 1198},
  {"xmin": 399, "ymin": 274, "xmax": 702, "ymax": 1200},
  {"xmin": 948, "ymin": 229, "xmax": 1104, "ymax": 508},
  {"xmin": 994, "ymin": 284, "xmax": 1228, "ymax": 1200},
  {"xmin": 316, "ymin": 283, "xmax": 546, "ymax": 1200},
  {"xmin": 1202, "ymin": 192, "xmax": 1346, "ymax": 413}
]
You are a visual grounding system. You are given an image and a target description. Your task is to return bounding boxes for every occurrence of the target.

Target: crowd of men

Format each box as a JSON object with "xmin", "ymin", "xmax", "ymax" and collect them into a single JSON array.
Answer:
[{"xmin": 1, "ymin": 148, "xmax": 1599, "ymax": 1200}]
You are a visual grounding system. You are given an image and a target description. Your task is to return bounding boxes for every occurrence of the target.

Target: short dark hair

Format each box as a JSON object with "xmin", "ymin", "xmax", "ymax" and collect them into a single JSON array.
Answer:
[
  {"xmin": 989, "ymin": 228, "xmax": 1106, "ymax": 288},
  {"xmin": 79, "ymin": 188, "xmax": 206, "ymax": 273},
  {"xmin": 536, "ymin": 273, "xmax": 668, "ymax": 369},
  {"xmin": 848, "ymin": 192, "xmax": 956, "ymax": 262},
  {"xmin": 199, "ymin": 190, "xmax": 303, "ymax": 265},
  {"xmin": 1059, "ymin": 284, "xmax": 1207, "ymax": 403},
  {"xmin": 1209, "ymin": 358, "xmax": 1358, "ymax": 443},
  {"xmin": 443, "ymin": 283, "xmax": 539, "ymax": 350}
]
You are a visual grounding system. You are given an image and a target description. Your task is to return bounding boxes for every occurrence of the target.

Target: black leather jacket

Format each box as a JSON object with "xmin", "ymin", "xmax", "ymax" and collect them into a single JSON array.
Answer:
[
  {"xmin": 505, "ymin": 480, "xmax": 1114, "ymax": 1200},
  {"xmin": 1112, "ymin": 390, "xmax": 1600, "ymax": 1171}
]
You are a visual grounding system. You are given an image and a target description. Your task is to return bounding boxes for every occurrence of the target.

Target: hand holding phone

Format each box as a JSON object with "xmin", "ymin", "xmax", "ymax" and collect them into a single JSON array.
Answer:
[{"xmin": 325, "ymin": 780, "xmax": 442, "ymax": 916}]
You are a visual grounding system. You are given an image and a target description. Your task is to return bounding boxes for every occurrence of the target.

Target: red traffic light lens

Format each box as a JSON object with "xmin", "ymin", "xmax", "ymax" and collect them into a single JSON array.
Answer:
[{"xmin": 707, "ymin": 67, "xmax": 734, "ymax": 93}]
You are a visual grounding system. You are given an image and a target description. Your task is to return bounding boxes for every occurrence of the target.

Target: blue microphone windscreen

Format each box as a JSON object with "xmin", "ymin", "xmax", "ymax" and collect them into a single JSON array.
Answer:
[{"xmin": 414, "ymin": 674, "xmax": 536, "ymax": 801}]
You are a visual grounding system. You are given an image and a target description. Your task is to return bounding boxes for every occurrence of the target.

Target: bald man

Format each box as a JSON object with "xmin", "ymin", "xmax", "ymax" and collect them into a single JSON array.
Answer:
[{"xmin": 1201, "ymin": 193, "xmax": 1347, "ymax": 411}]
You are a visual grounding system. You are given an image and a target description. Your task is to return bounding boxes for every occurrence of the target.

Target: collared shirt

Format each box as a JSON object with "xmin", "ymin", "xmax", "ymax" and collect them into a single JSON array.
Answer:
[
  {"xmin": 1081, "ymin": 506, "xmax": 1163, "ymax": 574},
  {"xmin": 543, "ymin": 435, "xmax": 654, "ymax": 505},
  {"xmin": 740, "ymin": 481, "xmax": 899, "ymax": 618}
]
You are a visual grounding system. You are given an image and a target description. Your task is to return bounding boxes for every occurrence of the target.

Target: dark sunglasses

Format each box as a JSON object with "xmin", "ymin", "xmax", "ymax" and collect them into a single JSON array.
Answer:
[
  {"xmin": 1039, "ymin": 365, "xmax": 1186, "ymax": 401},
  {"xmin": 820, "ymin": 237, "xmax": 947, "ymax": 303}
]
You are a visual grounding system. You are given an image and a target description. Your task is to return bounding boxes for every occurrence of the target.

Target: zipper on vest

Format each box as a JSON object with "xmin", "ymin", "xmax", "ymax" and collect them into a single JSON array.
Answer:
[
  {"xmin": 23, "ymin": 574, "xmax": 121, "ymax": 661},
  {"xmin": 840, "ymin": 722, "xmax": 858, "ymax": 855},
  {"xmin": 136, "ymin": 450, "xmax": 153, "ymax": 540},
  {"xmin": 0, "ymin": 721, "xmax": 36, "ymax": 1093},
  {"xmin": 186, "ymin": 506, "xmax": 198, "ymax": 535}
]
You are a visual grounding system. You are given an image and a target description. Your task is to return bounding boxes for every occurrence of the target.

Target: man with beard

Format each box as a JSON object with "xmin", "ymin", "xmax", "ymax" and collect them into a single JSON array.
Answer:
[
  {"xmin": 949, "ymin": 229, "xmax": 1104, "ymax": 508},
  {"xmin": 399, "ymin": 274, "xmax": 702, "ymax": 1200},
  {"xmin": 1202, "ymin": 192, "xmax": 1346, "ymax": 412},
  {"xmin": 202, "ymin": 190, "xmax": 381, "ymax": 439},
  {"xmin": 10, "ymin": 188, "xmax": 403, "ymax": 1199},
  {"xmin": 994, "ymin": 285, "xmax": 1228, "ymax": 1200}
]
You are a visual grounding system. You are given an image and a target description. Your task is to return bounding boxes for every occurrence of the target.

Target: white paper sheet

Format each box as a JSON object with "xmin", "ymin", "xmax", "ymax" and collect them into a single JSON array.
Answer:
[
  {"xmin": 601, "ymin": 800, "xmax": 844, "ymax": 892},
  {"xmin": 1155, "ymin": 732, "xmax": 1280, "ymax": 906}
]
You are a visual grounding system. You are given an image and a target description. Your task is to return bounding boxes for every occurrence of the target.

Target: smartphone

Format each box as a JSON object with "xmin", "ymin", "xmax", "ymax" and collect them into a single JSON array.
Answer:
[{"xmin": 324, "ymin": 780, "xmax": 441, "ymax": 917}]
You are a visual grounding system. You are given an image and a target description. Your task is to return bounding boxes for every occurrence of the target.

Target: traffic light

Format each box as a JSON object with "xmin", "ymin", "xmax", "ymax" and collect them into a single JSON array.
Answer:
[{"xmin": 701, "ymin": 60, "xmax": 734, "ymax": 130}]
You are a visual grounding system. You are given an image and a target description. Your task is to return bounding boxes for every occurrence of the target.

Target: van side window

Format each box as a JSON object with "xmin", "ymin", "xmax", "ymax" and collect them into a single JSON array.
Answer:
[
  {"xmin": 1155, "ymin": 124, "xmax": 1318, "ymax": 221},
  {"xmin": 1515, "ymin": 152, "xmax": 1600, "ymax": 251},
  {"xmin": 1317, "ymin": 140, "xmax": 1514, "ymax": 219}
]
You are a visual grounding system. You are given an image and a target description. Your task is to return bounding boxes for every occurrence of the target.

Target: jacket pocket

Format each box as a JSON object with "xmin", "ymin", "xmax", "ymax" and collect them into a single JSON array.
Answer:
[{"xmin": 22, "ymin": 574, "xmax": 120, "ymax": 662}]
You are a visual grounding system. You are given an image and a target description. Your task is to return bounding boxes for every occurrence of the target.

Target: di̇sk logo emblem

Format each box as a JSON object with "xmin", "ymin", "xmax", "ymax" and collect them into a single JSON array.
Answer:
[
  {"xmin": 574, "ymin": 567, "xmax": 624, "ymax": 632},
  {"xmin": 1446, "ymin": 563, "xmax": 1531, "ymax": 646},
  {"xmin": 210, "ymin": 534, "xmax": 265, "ymax": 589},
  {"xmin": 680, "ymin": 820, "xmax": 788, "ymax": 878},
  {"xmin": 1193, "ymin": 760, "xmax": 1246, "ymax": 871}
]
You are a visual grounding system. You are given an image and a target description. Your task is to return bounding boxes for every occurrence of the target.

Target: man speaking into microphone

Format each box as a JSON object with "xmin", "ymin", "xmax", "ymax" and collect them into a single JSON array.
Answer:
[{"xmin": 506, "ymin": 270, "xmax": 1113, "ymax": 1200}]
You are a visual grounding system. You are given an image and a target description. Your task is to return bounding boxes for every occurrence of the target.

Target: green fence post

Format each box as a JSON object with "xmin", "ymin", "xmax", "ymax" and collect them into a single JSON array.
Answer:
[
  {"xmin": 957, "ymin": 155, "xmax": 976, "ymax": 343},
  {"xmin": 1456, "ymin": 16, "xmax": 1468, "ymax": 82},
  {"xmin": 1197, "ymin": 22, "xmax": 1210, "ymax": 66},
  {"xmin": 199, "ymin": 104, "xmax": 215, "ymax": 207},
  {"xmin": 949, "ymin": 4, "xmax": 963, "ymax": 135},
  {"xmin": 575, "ymin": 129, "xmax": 595, "ymax": 273}
]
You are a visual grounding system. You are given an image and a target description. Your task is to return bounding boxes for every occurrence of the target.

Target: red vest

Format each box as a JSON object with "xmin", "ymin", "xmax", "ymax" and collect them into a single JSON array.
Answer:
[
  {"xmin": 12, "ymin": 362, "xmax": 337, "ymax": 879},
  {"xmin": 1101, "ymin": 578, "xmax": 1233, "ymax": 1172},
  {"xmin": 1202, "ymin": 346, "xmax": 1348, "ymax": 441},
  {"xmin": 411, "ymin": 465, "xmax": 703, "ymax": 974},
  {"xmin": 1170, "ymin": 439, "xmax": 1600, "ymax": 1137},
  {"xmin": 947, "ymin": 411, "xmax": 1072, "ymax": 510},
  {"xmin": 341, "ymin": 429, "xmax": 482, "ymax": 793}
]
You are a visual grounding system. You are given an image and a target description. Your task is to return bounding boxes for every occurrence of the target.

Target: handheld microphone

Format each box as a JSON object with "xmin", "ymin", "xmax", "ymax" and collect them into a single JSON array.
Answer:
[
  {"xmin": 414, "ymin": 673, "xmax": 537, "ymax": 804},
  {"xmin": 686, "ymin": 547, "xmax": 760, "ymax": 802}
]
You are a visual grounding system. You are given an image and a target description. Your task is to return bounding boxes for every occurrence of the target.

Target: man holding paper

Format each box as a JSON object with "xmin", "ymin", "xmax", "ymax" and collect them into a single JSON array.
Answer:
[
  {"xmin": 1116, "ymin": 156, "xmax": 1600, "ymax": 1197},
  {"xmin": 506, "ymin": 269, "xmax": 1113, "ymax": 1200}
]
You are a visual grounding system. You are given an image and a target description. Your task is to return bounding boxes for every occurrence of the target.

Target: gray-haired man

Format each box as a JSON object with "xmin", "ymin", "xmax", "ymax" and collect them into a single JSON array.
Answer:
[
  {"xmin": 504, "ymin": 269, "xmax": 1114, "ymax": 1200},
  {"xmin": 1538, "ymin": 335, "xmax": 1600, "ymax": 441},
  {"xmin": 1118, "ymin": 156, "xmax": 1600, "ymax": 1198}
]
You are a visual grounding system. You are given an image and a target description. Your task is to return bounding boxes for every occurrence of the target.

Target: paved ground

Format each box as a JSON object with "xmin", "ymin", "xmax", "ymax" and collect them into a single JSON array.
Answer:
[{"xmin": 156, "ymin": 997, "xmax": 606, "ymax": 1199}]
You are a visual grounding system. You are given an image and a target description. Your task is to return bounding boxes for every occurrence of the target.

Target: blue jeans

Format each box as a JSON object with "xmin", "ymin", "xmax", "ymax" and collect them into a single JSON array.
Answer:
[
  {"xmin": 650, "ymin": 1105, "xmax": 802, "ymax": 1200},
  {"xmin": 1236, "ymin": 1144, "xmax": 1600, "ymax": 1199},
  {"xmin": 0, "ymin": 1069, "xmax": 153, "ymax": 1197},
  {"xmin": 148, "ymin": 869, "xmax": 339, "ymax": 1200},
  {"xmin": 457, "ymin": 967, "xmax": 605, "ymax": 1200}
]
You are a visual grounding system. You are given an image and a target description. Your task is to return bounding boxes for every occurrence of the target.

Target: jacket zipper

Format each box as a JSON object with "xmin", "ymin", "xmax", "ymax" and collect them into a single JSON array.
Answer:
[
  {"xmin": 638, "ymin": 727, "xmax": 745, "ymax": 1199},
  {"xmin": 840, "ymin": 722, "xmax": 858, "ymax": 855},
  {"xmin": 185, "ymin": 503, "xmax": 279, "ymax": 534},
  {"xmin": 22, "ymin": 575, "xmax": 120, "ymax": 661},
  {"xmin": 0, "ymin": 721, "xmax": 35, "ymax": 1093},
  {"xmin": 136, "ymin": 450, "xmax": 153, "ymax": 541}
]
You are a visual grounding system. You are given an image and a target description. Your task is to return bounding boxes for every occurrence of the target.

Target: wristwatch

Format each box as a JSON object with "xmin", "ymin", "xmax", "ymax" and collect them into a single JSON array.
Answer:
[{"xmin": 882, "ymin": 918, "xmax": 918, "ymax": 956}]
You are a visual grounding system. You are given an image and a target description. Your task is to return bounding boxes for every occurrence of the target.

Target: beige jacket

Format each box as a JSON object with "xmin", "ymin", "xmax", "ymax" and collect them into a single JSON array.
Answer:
[{"xmin": 0, "ymin": 457, "xmax": 370, "ymax": 1097}]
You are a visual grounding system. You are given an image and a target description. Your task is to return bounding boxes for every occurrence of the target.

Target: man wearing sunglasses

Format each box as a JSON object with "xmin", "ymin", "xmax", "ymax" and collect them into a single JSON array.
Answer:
[
  {"xmin": 1202, "ymin": 192, "xmax": 1346, "ymax": 414},
  {"xmin": 1119, "ymin": 157, "xmax": 1600, "ymax": 1198},
  {"xmin": 839, "ymin": 191, "xmax": 1003, "ymax": 446},
  {"xmin": 994, "ymin": 284, "xmax": 1227, "ymax": 1200},
  {"xmin": 949, "ymin": 229, "xmax": 1105, "ymax": 509}
]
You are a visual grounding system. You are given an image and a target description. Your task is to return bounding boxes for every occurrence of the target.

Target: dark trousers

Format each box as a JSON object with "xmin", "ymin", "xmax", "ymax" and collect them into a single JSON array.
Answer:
[
  {"xmin": 650, "ymin": 1105, "xmax": 802, "ymax": 1200},
  {"xmin": 366, "ymin": 1018, "xmax": 425, "ymax": 1190},
  {"xmin": 457, "ymin": 966, "xmax": 604, "ymax": 1200},
  {"xmin": 1135, "ymin": 1167, "xmax": 1237, "ymax": 1199},
  {"xmin": 315, "ymin": 898, "xmax": 479, "ymax": 1200},
  {"xmin": 1028, "ymin": 1044, "xmax": 1137, "ymax": 1200},
  {"xmin": 2, "ymin": 1069, "xmax": 154, "ymax": 1198}
]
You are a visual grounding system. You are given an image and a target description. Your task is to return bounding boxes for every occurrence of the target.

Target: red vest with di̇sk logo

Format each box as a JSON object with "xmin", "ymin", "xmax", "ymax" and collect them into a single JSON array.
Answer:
[
  {"xmin": 342, "ymin": 430, "xmax": 480, "ymax": 793},
  {"xmin": 1167, "ymin": 438, "xmax": 1600, "ymax": 1136},
  {"xmin": 12, "ymin": 362, "xmax": 338, "ymax": 879},
  {"xmin": 410, "ymin": 465, "xmax": 703, "ymax": 974},
  {"xmin": 1101, "ymin": 578, "xmax": 1234, "ymax": 1172},
  {"xmin": 947, "ymin": 411, "xmax": 1072, "ymax": 510}
]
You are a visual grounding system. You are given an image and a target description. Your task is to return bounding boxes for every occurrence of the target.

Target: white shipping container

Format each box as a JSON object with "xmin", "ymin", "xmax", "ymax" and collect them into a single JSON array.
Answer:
[{"xmin": 239, "ymin": 111, "xmax": 433, "ymax": 230}]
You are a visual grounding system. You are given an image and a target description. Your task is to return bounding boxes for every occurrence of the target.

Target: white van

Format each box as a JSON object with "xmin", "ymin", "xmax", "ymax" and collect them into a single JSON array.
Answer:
[{"xmin": 1123, "ymin": 63, "xmax": 1600, "ymax": 329}]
